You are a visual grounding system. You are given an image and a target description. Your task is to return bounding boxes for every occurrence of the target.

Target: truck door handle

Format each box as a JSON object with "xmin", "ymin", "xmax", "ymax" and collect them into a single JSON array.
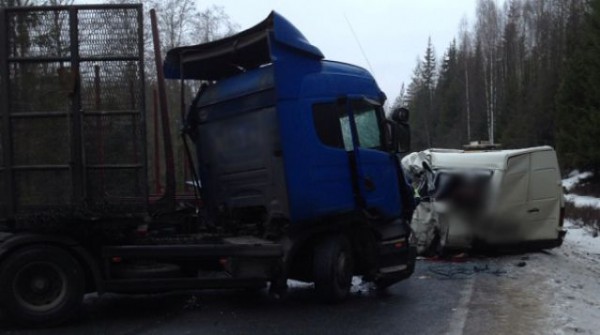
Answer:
[
  {"xmin": 364, "ymin": 177, "xmax": 376, "ymax": 192},
  {"xmin": 527, "ymin": 208, "xmax": 540, "ymax": 213}
]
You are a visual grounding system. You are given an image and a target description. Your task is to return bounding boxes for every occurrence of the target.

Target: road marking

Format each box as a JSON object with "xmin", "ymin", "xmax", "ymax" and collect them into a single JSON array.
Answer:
[{"xmin": 446, "ymin": 276, "xmax": 475, "ymax": 335}]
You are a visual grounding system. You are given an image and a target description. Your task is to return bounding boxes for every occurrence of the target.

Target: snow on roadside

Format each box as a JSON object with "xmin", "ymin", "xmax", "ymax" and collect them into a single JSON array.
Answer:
[
  {"xmin": 564, "ymin": 220, "xmax": 600, "ymax": 255},
  {"xmin": 535, "ymin": 172, "xmax": 600, "ymax": 334},
  {"xmin": 561, "ymin": 171, "xmax": 599, "ymax": 253},
  {"xmin": 564, "ymin": 194, "xmax": 600, "ymax": 209},
  {"xmin": 562, "ymin": 170, "xmax": 600, "ymax": 208},
  {"xmin": 526, "ymin": 219, "xmax": 600, "ymax": 334},
  {"xmin": 538, "ymin": 233, "xmax": 600, "ymax": 335},
  {"xmin": 562, "ymin": 170, "xmax": 593, "ymax": 191}
]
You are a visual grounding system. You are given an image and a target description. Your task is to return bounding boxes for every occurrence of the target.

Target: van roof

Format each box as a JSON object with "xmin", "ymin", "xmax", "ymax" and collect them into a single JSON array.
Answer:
[{"xmin": 427, "ymin": 146, "xmax": 555, "ymax": 170}]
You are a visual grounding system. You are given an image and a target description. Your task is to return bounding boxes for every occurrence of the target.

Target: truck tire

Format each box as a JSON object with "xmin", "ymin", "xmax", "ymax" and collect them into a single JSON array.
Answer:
[
  {"xmin": 313, "ymin": 235, "xmax": 353, "ymax": 303},
  {"xmin": 0, "ymin": 245, "xmax": 85, "ymax": 327}
]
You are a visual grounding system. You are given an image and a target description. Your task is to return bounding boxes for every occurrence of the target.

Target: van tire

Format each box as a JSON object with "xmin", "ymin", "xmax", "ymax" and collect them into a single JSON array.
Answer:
[
  {"xmin": 0, "ymin": 245, "xmax": 84, "ymax": 327},
  {"xmin": 313, "ymin": 235, "xmax": 353, "ymax": 303}
]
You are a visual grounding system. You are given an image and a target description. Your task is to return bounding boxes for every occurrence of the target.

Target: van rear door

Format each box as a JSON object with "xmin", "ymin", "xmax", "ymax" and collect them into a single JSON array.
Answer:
[
  {"xmin": 494, "ymin": 149, "xmax": 562, "ymax": 243},
  {"xmin": 525, "ymin": 150, "xmax": 562, "ymax": 241}
]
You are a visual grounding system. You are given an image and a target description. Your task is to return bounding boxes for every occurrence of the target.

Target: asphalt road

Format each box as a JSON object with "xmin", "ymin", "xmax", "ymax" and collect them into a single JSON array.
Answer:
[{"xmin": 0, "ymin": 257, "xmax": 540, "ymax": 335}]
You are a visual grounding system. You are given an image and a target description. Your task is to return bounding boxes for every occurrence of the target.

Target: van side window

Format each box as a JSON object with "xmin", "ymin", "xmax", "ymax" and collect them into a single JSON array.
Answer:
[{"xmin": 312, "ymin": 103, "xmax": 345, "ymax": 149}]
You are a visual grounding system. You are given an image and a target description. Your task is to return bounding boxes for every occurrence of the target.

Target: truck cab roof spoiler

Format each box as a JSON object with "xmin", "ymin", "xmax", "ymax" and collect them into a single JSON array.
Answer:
[{"xmin": 164, "ymin": 11, "xmax": 324, "ymax": 81}]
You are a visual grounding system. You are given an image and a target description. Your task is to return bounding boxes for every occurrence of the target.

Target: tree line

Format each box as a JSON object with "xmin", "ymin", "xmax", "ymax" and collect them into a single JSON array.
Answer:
[{"xmin": 397, "ymin": 0, "xmax": 600, "ymax": 172}]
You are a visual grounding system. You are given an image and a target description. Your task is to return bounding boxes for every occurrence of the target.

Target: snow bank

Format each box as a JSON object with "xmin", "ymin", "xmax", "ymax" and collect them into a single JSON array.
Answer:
[
  {"xmin": 564, "ymin": 193, "xmax": 600, "ymax": 209},
  {"xmin": 562, "ymin": 170, "xmax": 600, "ymax": 209},
  {"xmin": 561, "ymin": 172, "xmax": 599, "ymax": 254},
  {"xmin": 564, "ymin": 220, "xmax": 600, "ymax": 255},
  {"xmin": 561, "ymin": 170, "xmax": 593, "ymax": 191}
]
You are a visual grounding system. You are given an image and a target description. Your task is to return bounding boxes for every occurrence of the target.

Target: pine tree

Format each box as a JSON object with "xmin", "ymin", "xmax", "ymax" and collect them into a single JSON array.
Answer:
[
  {"xmin": 556, "ymin": 0, "xmax": 600, "ymax": 171},
  {"xmin": 435, "ymin": 40, "xmax": 464, "ymax": 148},
  {"xmin": 392, "ymin": 83, "xmax": 406, "ymax": 110},
  {"xmin": 420, "ymin": 37, "xmax": 436, "ymax": 147}
]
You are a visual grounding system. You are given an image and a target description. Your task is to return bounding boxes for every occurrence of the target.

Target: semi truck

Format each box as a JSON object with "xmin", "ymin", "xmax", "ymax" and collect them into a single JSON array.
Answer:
[{"xmin": 0, "ymin": 4, "xmax": 416, "ymax": 326}]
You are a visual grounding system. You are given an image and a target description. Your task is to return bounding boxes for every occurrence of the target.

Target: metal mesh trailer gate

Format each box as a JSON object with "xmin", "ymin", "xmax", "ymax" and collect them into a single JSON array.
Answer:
[{"xmin": 0, "ymin": 4, "xmax": 147, "ymax": 224}]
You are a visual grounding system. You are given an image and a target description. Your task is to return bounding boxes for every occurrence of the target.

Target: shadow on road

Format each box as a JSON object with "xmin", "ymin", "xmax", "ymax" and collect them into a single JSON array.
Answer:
[{"xmin": 0, "ymin": 281, "xmax": 418, "ymax": 335}]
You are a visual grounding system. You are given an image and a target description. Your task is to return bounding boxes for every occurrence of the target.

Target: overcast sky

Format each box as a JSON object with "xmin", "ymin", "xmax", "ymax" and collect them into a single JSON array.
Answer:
[{"xmin": 211, "ymin": 0, "xmax": 478, "ymax": 104}]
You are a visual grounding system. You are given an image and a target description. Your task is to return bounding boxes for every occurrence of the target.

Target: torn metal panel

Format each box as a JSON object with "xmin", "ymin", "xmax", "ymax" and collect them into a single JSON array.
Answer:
[{"xmin": 402, "ymin": 146, "xmax": 565, "ymax": 254}]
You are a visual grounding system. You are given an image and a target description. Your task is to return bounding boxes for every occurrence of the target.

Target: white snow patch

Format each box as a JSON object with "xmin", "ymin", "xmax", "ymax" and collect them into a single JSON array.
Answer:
[
  {"xmin": 287, "ymin": 277, "xmax": 375, "ymax": 294},
  {"xmin": 350, "ymin": 276, "xmax": 375, "ymax": 294},
  {"xmin": 287, "ymin": 279, "xmax": 313, "ymax": 289},
  {"xmin": 515, "ymin": 219, "xmax": 600, "ymax": 334},
  {"xmin": 562, "ymin": 170, "xmax": 600, "ymax": 208},
  {"xmin": 564, "ymin": 194, "xmax": 600, "ymax": 209},
  {"xmin": 564, "ymin": 220, "xmax": 600, "ymax": 255},
  {"xmin": 562, "ymin": 170, "xmax": 593, "ymax": 191}
]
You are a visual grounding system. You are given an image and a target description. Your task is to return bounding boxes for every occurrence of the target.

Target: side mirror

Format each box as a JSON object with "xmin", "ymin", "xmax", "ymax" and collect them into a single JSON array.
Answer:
[
  {"xmin": 385, "ymin": 119, "xmax": 399, "ymax": 153},
  {"xmin": 391, "ymin": 107, "xmax": 410, "ymax": 124},
  {"xmin": 385, "ymin": 119, "xmax": 411, "ymax": 154},
  {"xmin": 397, "ymin": 122, "xmax": 411, "ymax": 153}
]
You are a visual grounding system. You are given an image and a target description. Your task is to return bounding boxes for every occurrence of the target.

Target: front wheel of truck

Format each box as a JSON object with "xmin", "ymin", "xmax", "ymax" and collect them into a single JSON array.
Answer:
[
  {"xmin": 313, "ymin": 235, "xmax": 353, "ymax": 303},
  {"xmin": 0, "ymin": 245, "xmax": 85, "ymax": 327}
]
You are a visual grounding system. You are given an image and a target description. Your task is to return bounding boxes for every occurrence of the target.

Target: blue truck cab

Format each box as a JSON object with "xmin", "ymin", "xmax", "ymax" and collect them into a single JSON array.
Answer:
[
  {"xmin": 0, "ymin": 7, "xmax": 416, "ymax": 327},
  {"xmin": 165, "ymin": 11, "xmax": 416, "ymax": 298}
]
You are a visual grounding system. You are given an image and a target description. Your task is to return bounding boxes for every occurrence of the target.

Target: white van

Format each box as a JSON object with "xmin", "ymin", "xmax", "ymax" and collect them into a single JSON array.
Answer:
[{"xmin": 403, "ymin": 146, "xmax": 566, "ymax": 254}]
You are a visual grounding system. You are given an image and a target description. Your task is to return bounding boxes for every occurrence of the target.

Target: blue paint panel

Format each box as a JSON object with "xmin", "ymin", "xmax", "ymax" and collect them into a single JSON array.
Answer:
[
  {"xmin": 175, "ymin": 12, "xmax": 404, "ymax": 225},
  {"xmin": 164, "ymin": 11, "xmax": 322, "ymax": 81},
  {"xmin": 196, "ymin": 66, "xmax": 275, "ymax": 107},
  {"xmin": 277, "ymin": 98, "xmax": 356, "ymax": 222},
  {"xmin": 270, "ymin": 13, "xmax": 324, "ymax": 59},
  {"xmin": 356, "ymin": 148, "xmax": 402, "ymax": 217}
]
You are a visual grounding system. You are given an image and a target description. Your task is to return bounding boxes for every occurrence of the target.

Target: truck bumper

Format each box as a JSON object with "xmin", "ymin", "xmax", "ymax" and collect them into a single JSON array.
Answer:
[{"xmin": 375, "ymin": 236, "xmax": 417, "ymax": 288}]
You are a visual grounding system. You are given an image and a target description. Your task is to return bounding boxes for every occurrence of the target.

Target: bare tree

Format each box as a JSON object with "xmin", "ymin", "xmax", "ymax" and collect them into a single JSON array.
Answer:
[
  {"xmin": 459, "ymin": 16, "xmax": 472, "ymax": 142},
  {"xmin": 475, "ymin": 0, "xmax": 503, "ymax": 144}
]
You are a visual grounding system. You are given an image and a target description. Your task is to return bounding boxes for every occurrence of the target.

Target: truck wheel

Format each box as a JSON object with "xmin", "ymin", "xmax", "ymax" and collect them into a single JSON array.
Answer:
[
  {"xmin": 0, "ymin": 245, "xmax": 85, "ymax": 327},
  {"xmin": 313, "ymin": 235, "xmax": 353, "ymax": 303}
]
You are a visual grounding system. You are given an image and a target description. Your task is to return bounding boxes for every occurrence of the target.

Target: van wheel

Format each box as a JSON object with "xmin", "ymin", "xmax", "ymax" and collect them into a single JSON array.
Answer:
[
  {"xmin": 0, "ymin": 245, "xmax": 85, "ymax": 327},
  {"xmin": 313, "ymin": 235, "xmax": 353, "ymax": 303}
]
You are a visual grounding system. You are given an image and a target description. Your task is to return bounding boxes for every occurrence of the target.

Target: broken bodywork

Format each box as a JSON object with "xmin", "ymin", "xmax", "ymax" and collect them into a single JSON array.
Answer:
[{"xmin": 402, "ymin": 146, "xmax": 566, "ymax": 254}]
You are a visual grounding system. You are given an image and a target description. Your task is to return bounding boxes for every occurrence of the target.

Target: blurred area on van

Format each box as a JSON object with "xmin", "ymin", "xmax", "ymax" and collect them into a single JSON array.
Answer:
[{"xmin": 401, "ymin": 146, "xmax": 566, "ymax": 255}]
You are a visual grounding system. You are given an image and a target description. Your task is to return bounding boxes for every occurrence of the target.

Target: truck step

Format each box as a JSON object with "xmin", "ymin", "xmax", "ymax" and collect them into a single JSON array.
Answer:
[
  {"xmin": 103, "ymin": 277, "xmax": 268, "ymax": 293},
  {"xmin": 103, "ymin": 243, "xmax": 282, "ymax": 259}
]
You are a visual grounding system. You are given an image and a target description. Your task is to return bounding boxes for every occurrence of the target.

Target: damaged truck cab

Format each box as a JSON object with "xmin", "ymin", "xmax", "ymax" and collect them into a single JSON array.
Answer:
[
  {"xmin": 0, "ymin": 7, "xmax": 415, "ymax": 327},
  {"xmin": 165, "ymin": 11, "xmax": 416, "ymax": 295}
]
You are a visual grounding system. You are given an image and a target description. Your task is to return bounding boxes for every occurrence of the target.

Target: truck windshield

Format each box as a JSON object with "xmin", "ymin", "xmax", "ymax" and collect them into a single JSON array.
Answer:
[{"xmin": 340, "ymin": 104, "xmax": 382, "ymax": 151}]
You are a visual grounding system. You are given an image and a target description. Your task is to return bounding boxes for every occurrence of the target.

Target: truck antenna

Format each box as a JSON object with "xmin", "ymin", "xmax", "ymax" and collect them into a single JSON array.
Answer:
[{"xmin": 343, "ymin": 13, "xmax": 375, "ymax": 76}]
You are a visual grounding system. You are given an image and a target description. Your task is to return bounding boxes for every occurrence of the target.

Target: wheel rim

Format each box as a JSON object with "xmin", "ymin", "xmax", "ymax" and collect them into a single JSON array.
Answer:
[{"xmin": 12, "ymin": 261, "xmax": 68, "ymax": 313}]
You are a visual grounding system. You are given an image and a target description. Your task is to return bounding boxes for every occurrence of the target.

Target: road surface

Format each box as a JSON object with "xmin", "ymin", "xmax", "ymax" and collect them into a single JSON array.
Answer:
[{"xmin": 1, "ymin": 239, "xmax": 598, "ymax": 334}]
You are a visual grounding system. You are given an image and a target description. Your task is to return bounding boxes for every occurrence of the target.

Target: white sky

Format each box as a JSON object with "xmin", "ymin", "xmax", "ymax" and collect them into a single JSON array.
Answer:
[{"xmin": 210, "ymin": 0, "xmax": 478, "ymax": 103}]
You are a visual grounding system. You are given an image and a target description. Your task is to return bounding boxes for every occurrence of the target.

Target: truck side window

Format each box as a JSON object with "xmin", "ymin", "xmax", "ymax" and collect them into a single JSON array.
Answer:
[
  {"xmin": 312, "ymin": 103, "xmax": 345, "ymax": 149},
  {"xmin": 351, "ymin": 103, "xmax": 382, "ymax": 150},
  {"xmin": 339, "ymin": 115, "xmax": 354, "ymax": 151},
  {"xmin": 312, "ymin": 101, "xmax": 383, "ymax": 151}
]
